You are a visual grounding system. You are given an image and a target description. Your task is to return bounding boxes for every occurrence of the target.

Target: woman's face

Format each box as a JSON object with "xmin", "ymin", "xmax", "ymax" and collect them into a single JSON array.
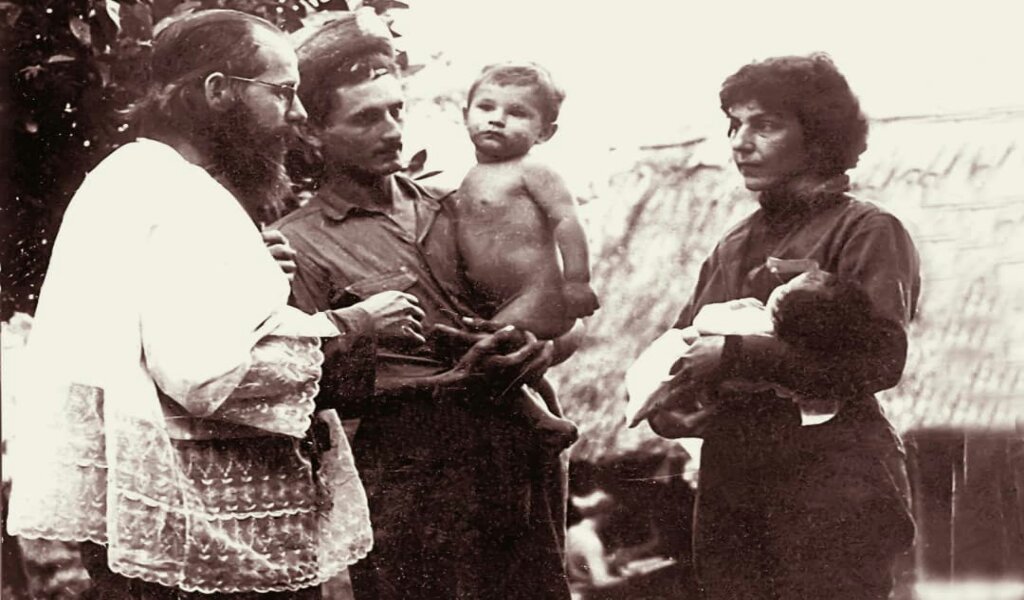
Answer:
[{"xmin": 726, "ymin": 99, "xmax": 809, "ymax": 192}]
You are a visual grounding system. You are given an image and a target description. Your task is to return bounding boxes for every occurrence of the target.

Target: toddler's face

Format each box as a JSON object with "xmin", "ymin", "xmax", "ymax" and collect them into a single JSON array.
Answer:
[{"xmin": 464, "ymin": 82, "xmax": 553, "ymax": 162}]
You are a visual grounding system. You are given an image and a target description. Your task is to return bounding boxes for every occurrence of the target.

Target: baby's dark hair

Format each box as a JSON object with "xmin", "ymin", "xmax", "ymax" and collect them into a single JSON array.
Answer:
[
  {"xmin": 467, "ymin": 62, "xmax": 565, "ymax": 125},
  {"xmin": 772, "ymin": 276, "xmax": 877, "ymax": 355}
]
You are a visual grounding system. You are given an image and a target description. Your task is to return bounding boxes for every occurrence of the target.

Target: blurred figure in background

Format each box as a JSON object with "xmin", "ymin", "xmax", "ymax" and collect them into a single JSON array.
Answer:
[
  {"xmin": 566, "ymin": 451, "xmax": 698, "ymax": 600},
  {"xmin": 567, "ymin": 490, "xmax": 625, "ymax": 594}
]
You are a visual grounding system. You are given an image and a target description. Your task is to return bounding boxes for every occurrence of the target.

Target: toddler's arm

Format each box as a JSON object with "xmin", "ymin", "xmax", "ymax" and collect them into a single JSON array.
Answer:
[{"xmin": 523, "ymin": 162, "xmax": 599, "ymax": 315}]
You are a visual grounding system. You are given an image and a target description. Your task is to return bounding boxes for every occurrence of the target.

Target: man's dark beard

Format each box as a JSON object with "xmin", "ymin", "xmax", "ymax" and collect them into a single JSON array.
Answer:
[{"xmin": 201, "ymin": 100, "xmax": 294, "ymax": 225}]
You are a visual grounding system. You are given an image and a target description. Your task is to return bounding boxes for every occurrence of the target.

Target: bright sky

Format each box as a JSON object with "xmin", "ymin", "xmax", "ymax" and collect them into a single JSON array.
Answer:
[{"xmin": 387, "ymin": 0, "xmax": 1024, "ymax": 186}]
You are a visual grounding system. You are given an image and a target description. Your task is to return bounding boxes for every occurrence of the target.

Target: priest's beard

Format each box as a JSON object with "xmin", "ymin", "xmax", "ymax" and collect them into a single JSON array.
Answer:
[{"xmin": 202, "ymin": 100, "xmax": 295, "ymax": 225}]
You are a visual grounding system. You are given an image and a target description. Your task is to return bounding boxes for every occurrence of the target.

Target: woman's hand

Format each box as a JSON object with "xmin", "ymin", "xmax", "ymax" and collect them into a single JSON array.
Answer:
[
  {"xmin": 667, "ymin": 335, "xmax": 726, "ymax": 388},
  {"xmin": 647, "ymin": 404, "xmax": 717, "ymax": 439},
  {"xmin": 262, "ymin": 229, "xmax": 297, "ymax": 282},
  {"xmin": 350, "ymin": 291, "xmax": 426, "ymax": 344}
]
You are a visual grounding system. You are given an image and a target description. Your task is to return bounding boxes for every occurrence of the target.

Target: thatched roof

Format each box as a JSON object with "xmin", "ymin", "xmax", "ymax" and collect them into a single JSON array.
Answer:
[{"xmin": 553, "ymin": 108, "xmax": 1024, "ymax": 462}]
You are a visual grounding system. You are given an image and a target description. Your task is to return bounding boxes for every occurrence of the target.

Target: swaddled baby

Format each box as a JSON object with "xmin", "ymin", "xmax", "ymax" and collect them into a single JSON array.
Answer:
[{"xmin": 627, "ymin": 266, "xmax": 877, "ymax": 428}]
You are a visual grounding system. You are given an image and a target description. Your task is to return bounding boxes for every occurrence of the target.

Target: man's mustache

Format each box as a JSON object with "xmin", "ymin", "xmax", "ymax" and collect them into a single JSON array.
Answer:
[{"xmin": 282, "ymin": 124, "xmax": 304, "ymax": 143}]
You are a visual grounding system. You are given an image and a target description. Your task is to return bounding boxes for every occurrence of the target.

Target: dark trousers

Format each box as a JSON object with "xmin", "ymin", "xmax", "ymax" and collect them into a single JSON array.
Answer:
[
  {"xmin": 694, "ymin": 417, "xmax": 915, "ymax": 600},
  {"xmin": 347, "ymin": 402, "xmax": 571, "ymax": 600},
  {"xmin": 79, "ymin": 542, "xmax": 322, "ymax": 600}
]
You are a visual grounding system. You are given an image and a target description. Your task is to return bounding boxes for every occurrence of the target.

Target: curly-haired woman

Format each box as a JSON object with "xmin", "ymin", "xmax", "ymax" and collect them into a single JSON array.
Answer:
[{"xmin": 648, "ymin": 53, "xmax": 921, "ymax": 599}]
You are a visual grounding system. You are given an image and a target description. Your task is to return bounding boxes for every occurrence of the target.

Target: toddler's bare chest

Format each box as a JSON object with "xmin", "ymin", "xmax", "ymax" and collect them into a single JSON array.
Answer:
[{"xmin": 458, "ymin": 177, "xmax": 545, "ymax": 225}]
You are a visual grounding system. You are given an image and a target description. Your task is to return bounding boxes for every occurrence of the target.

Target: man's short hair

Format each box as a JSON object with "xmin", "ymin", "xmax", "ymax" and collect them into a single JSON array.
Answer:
[
  {"xmin": 467, "ymin": 62, "xmax": 565, "ymax": 126},
  {"xmin": 132, "ymin": 10, "xmax": 283, "ymax": 137},
  {"xmin": 299, "ymin": 52, "xmax": 399, "ymax": 126},
  {"xmin": 719, "ymin": 53, "xmax": 868, "ymax": 177},
  {"xmin": 296, "ymin": 10, "xmax": 398, "ymax": 126}
]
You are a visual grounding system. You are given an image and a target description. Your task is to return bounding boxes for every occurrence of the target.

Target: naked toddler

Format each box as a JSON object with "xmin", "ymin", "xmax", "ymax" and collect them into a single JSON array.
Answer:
[{"xmin": 456, "ymin": 62, "xmax": 600, "ymax": 446}]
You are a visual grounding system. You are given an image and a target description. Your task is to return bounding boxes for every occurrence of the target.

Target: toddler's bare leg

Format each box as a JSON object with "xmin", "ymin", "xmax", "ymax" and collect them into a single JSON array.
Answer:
[{"xmin": 519, "ymin": 380, "xmax": 578, "ymax": 450}]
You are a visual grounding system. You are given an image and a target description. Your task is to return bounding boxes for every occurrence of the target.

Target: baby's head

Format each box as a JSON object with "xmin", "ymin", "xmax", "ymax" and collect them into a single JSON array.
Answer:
[
  {"xmin": 464, "ymin": 62, "xmax": 565, "ymax": 161},
  {"xmin": 768, "ymin": 270, "xmax": 876, "ymax": 355}
]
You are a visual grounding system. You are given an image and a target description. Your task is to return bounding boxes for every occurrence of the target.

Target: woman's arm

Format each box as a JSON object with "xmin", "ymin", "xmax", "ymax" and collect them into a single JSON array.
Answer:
[
  {"xmin": 671, "ymin": 213, "xmax": 920, "ymax": 399},
  {"xmin": 729, "ymin": 214, "xmax": 919, "ymax": 397},
  {"xmin": 718, "ymin": 323, "xmax": 907, "ymax": 398}
]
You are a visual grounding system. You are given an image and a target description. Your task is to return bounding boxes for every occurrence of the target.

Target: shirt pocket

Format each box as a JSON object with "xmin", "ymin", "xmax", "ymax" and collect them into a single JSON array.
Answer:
[{"xmin": 332, "ymin": 269, "xmax": 419, "ymax": 306}]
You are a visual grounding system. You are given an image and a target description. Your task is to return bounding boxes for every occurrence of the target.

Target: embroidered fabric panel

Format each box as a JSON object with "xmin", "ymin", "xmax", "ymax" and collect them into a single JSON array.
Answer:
[
  {"xmin": 8, "ymin": 340, "xmax": 372, "ymax": 593},
  {"xmin": 213, "ymin": 336, "xmax": 324, "ymax": 438}
]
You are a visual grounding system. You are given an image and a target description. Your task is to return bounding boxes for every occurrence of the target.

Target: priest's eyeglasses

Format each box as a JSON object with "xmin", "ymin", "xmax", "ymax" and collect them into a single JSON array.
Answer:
[{"xmin": 224, "ymin": 75, "xmax": 298, "ymax": 112}]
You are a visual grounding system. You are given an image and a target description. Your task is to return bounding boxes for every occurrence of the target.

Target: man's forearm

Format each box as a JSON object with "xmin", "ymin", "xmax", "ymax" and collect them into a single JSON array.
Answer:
[
  {"xmin": 318, "ymin": 362, "xmax": 474, "ymax": 416},
  {"xmin": 374, "ymin": 367, "xmax": 473, "ymax": 399}
]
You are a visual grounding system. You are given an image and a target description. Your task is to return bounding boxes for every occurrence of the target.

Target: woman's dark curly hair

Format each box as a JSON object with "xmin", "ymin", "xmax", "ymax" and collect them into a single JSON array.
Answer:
[{"xmin": 720, "ymin": 53, "xmax": 869, "ymax": 176}]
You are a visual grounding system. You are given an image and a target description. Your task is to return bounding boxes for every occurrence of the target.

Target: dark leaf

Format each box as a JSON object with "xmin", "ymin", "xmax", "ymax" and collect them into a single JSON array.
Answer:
[
  {"xmin": 305, "ymin": 0, "xmax": 350, "ymax": 10},
  {"xmin": 96, "ymin": 62, "xmax": 112, "ymax": 87},
  {"xmin": 0, "ymin": 1, "xmax": 23, "ymax": 28},
  {"xmin": 172, "ymin": 0, "xmax": 202, "ymax": 15},
  {"xmin": 19, "ymin": 65, "xmax": 44, "ymax": 79},
  {"xmin": 365, "ymin": 0, "xmax": 408, "ymax": 11},
  {"xmin": 122, "ymin": 2, "xmax": 153, "ymax": 38},
  {"xmin": 403, "ymin": 64, "xmax": 425, "ymax": 77},
  {"xmin": 154, "ymin": 0, "xmax": 200, "ymax": 34},
  {"xmin": 302, "ymin": 0, "xmax": 351, "ymax": 9},
  {"xmin": 279, "ymin": 0, "xmax": 307, "ymax": 32},
  {"xmin": 102, "ymin": 0, "xmax": 122, "ymax": 32},
  {"xmin": 407, "ymin": 149, "xmax": 427, "ymax": 173},
  {"xmin": 69, "ymin": 16, "xmax": 92, "ymax": 46},
  {"xmin": 414, "ymin": 170, "xmax": 443, "ymax": 181},
  {"xmin": 149, "ymin": 0, "xmax": 183, "ymax": 22},
  {"xmin": 92, "ymin": 0, "xmax": 122, "ymax": 50}
]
